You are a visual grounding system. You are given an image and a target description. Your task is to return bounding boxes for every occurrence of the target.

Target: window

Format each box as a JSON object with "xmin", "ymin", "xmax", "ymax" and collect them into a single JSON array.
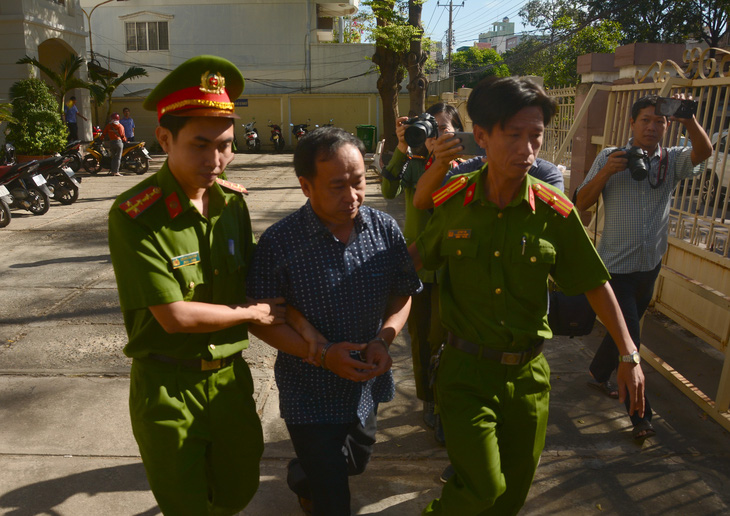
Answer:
[{"xmin": 126, "ymin": 22, "xmax": 169, "ymax": 52}]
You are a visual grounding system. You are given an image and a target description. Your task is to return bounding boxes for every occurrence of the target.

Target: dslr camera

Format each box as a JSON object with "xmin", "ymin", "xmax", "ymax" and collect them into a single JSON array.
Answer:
[
  {"xmin": 403, "ymin": 113, "xmax": 438, "ymax": 148},
  {"xmin": 611, "ymin": 146, "xmax": 650, "ymax": 181}
]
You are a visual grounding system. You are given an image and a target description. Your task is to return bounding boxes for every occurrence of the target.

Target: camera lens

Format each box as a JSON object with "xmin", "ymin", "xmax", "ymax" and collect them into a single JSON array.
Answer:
[
  {"xmin": 404, "ymin": 114, "xmax": 438, "ymax": 148},
  {"xmin": 627, "ymin": 146, "xmax": 649, "ymax": 181}
]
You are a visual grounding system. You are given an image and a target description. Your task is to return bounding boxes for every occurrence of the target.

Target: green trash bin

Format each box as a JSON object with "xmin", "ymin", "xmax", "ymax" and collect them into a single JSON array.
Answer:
[{"xmin": 356, "ymin": 125, "xmax": 377, "ymax": 153}]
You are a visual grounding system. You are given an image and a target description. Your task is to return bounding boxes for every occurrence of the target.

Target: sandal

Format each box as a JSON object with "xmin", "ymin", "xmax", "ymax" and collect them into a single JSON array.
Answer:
[
  {"xmin": 632, "ymin": 420, "xmax": 656, "ymax": 441},
  {"xmin": 587, "ymin": 379, "xmax": 619, "ymax": 399}
]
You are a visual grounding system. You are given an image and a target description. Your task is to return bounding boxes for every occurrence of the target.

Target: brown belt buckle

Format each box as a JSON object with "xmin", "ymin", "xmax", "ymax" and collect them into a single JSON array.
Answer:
[
  {"xmin": 201, "ymin": 359, "xmax": 222, "ymax": 371},
  {"xmin": 500, "ymin": 352, "xmax": 521, "ymax": 365}
]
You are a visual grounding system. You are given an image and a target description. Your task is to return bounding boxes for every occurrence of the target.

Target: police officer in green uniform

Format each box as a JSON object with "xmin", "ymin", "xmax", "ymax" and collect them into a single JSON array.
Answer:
[
  {"xmin": 410, "ymin": 77, "xmax": 646, "ymax": 515},
  {"xmin": 108, "ymin": 55, "xmax": 285, "ymax": 515}
]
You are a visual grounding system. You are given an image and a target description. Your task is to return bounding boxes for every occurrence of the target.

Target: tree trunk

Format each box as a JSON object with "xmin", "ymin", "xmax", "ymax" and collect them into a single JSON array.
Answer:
[
  {"xmin": 373, "ymin": 46, "xmax": 405, "ymax": 154},
  {"xmin": 406, "ymin": 0, "xmax": 428, "ymax": 118}
]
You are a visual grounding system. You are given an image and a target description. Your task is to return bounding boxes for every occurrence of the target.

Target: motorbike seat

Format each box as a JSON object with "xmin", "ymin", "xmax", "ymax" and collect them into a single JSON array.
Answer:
[
  {"xmin": 36, "ymin": 155, "xmax": 67, "ymax": 168},
  {"xmin": 0, "ymin": 161, "xmax": 37, "ymax": 181}
]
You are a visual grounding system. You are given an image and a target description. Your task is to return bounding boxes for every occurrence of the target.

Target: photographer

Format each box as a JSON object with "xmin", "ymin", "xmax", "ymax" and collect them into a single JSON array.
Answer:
[
  {"xmin": 381, "ymin": 103, "xmax": 463, "ymax": 445},
  {"xmin": 575, "ymin": 94, "xmax": 711, "ymax": 440}
]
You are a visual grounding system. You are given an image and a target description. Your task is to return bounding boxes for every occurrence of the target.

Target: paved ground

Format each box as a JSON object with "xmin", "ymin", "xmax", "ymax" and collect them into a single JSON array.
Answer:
[{"xmin": 0, "ymin": 153, "xmax": 728, "ymax": 515}]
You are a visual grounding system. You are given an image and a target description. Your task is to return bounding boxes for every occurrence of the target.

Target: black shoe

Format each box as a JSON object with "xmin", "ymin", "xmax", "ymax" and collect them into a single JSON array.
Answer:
[
  {"xmin": 440, "ymin": 464, "xmax": 455, "ymax": 483},
  {"xmin": 423, "ymin": 401, "xmax": 436, "ymax": 429},
  {"xmin": 434, "ymin": 414, "xmax": 446, "ymax": 446}
]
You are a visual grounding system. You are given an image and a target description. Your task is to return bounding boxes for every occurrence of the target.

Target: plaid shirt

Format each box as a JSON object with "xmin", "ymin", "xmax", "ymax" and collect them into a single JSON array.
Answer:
[
  {"xmin": 578, "ymin": 142, "xmax": 698, "ymax": 274},
  {"xmin": 247, "ymin": 202, "xmax": 422, "ymax": 425}
]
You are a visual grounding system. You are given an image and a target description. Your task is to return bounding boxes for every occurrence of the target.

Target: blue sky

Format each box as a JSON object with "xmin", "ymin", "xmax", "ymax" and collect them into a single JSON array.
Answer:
[{"xmin": 419, "ymin": 0, "xmax": 533, "ymax": 49}]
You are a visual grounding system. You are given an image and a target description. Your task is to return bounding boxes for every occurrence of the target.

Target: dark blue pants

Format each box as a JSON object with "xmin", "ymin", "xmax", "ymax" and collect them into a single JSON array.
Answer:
[
  {"xmin": 589, "ymin": 262, "xmax": 661, "ymax": 426},
  {"xmin": 286, "ymin": 409, "xmax": 377, "ymax": 516}
]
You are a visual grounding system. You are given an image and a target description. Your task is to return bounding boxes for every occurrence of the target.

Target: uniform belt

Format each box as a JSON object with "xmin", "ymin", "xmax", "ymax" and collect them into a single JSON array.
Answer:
[
  {"xmin": 447, "ymin": 333, "xmax": 544, "ymax": 365},
  {"xmin": 147, "ymin": 351, "xmax": 242, "ymax": 371}
]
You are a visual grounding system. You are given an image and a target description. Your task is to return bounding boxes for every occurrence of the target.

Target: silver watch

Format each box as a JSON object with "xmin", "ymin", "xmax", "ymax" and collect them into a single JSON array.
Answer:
[{"xmin": 619, "ymin": 351, "xmax": 640, "ymax": 364}]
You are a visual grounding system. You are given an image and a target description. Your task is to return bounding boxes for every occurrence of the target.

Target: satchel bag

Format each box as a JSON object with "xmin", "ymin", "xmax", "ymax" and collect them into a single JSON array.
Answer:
[{"xmin": 548, "ymin": 290, "xmax": 596, "ymax": 337}]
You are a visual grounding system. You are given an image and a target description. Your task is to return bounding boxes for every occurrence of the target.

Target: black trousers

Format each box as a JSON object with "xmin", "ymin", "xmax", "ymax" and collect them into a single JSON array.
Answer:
[
  {"xmin": 589, "ymin": 262, "xmax": 661, "ymax": 426},
  {"xmin": 286, "ymin": 409, "xmax": 378, "ymax": 516},
  {"xmin": 67, "ymin": 122, "xmax": 78, "ymax": 141}
]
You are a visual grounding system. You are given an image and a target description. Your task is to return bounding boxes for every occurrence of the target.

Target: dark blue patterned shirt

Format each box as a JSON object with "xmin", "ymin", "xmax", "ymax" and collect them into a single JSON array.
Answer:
[{"xmin": 248, "ymin": 202, "xmax": 422, "ymax": 425}]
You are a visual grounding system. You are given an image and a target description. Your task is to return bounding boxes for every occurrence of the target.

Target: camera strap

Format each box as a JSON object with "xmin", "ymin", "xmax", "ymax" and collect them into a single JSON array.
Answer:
[{"xmin": 648, "ymin": 147, "xmax": 668, "ymax": 189}]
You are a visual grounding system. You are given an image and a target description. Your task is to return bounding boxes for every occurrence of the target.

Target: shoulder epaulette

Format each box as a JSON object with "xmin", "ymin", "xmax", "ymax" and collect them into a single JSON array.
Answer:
[
  {"xmin": 216, "ymin": 178, "xmax": 248, "ymax": 195},
  {"xmin": 119, "ymin": 185, "xmax": 162, "ymax": 219},
  {"xmin": 432, "ymin": 175, "xmax": 469, "ymax": 207},
  {"xmin": 531, "ymin": 183, "xmax": 573, "ymax": 217}
]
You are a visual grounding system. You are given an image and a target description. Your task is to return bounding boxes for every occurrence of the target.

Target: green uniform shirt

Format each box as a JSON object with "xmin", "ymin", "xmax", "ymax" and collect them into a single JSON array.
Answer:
[
  {"xmin": 108, "ymin": 161, "xmax": 255, "ymax": 360},
  {"xmin": 381, "ymin": 148, "xmax": 435, "ymax": 283},
  {"xmin": 416, "ymin": 166, "xmax": 609, "ymax": 350}
]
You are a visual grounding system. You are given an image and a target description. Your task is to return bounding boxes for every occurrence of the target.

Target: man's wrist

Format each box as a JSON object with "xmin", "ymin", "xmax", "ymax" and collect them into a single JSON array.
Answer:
[
  {"xmin": 369, "ymin": 337, "xmax": 389, "ymax": 350},
  {"xmin": 320, "ymin": 342, "xmax": 334, "ymax": 369}
]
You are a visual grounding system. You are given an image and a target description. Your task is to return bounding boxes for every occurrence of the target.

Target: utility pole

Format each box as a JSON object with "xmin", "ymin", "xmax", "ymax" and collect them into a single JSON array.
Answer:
[{"xmin": 437, "ymin": 0, "xmax": 464, "ymax": 78}]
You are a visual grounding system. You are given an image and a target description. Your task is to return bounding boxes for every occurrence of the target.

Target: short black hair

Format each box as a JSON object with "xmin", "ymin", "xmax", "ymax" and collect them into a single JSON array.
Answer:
[
  {"xmin": 427, "ymin": 102, "xmax": 464, "ymax": 132},
  {"xmin": 293, "ymin": 126, "xmax": 365, "ymax": 180},
  {"xmin": 631, "ymin": 95, "xmax": 661, "ymax": 121},
  {"xmin": 466, "ymin": 76, "xmax": 556, "ymax": 132},
  {"xmin": 69, "ymin": 96, "xmax": 76, "ymax": 101}
]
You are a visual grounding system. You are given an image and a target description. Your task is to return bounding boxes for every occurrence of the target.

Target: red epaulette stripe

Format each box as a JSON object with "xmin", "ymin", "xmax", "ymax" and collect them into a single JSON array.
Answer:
[
  {"xmin": 216, "ymin": 178, "xmax": 248, "ymax": 195},
  {"xmin": 532, "ymin": 184, "xmax": 573, "ymax": 218},
  {"xmin": 432, "ymin": 175, "xmax": 468, "ymax": 207},
  {"xmin": 119, "ymin": 186, "xmax": 162, "ymax": 219}
]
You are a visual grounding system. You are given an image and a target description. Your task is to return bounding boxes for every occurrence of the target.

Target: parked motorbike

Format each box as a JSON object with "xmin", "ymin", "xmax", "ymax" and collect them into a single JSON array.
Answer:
[
  {"xmin": 82, "ymin": 136, "xmax": 151, "ymax": 175},
  {"xmin": 35, "ymin": 155, "xmax": 81, "ymax": 205},
  {"xmin": 268, "ymin": 120, "xmax": 285, "ymax": 153},
  {"xmin": 243, "ymin": 120, "xmax": 261, "ymax": 153},
  {"xmin": 0, "ymin": 149, "xmax": 52, "ymax": 217},
  {"xmin": 290, "ymin": 119, "xmax": 311, "ymax": 142},
  {"xmin": 0, "ymin": 184, "xmax": 11, "ymax": 228},
  {"xmin": 320, "ymin": 118, "xmax": 334, "ymax": 127},
  {"xmin": 61, "ymin": 140, "xmax": 83, "ymax": 172}
]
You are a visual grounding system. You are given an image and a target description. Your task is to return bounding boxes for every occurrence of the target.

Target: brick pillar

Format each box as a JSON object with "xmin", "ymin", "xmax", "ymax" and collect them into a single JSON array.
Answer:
[{"xmin": 570, "ymin": 53, "xmax": 618, "ymax": 199}]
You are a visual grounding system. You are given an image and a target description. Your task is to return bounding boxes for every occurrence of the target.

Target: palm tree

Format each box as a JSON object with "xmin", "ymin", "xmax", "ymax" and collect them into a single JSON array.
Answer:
[
  {"xmin": 16, "ymin": 54, "xmax": 90, "ymax": 116},
  {"xmin": 0, "ymin": 103, "xmax": 18, "ymax": 124},
  {"xmin": 88, "ymin": 66, "xmax": 148, "ymax": 123}
]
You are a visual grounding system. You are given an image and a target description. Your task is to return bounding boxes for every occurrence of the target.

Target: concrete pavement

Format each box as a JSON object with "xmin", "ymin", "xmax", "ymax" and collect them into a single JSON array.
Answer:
[{"xmin": 0, "ymin": 153, "xmax": 728, "ymax": 515}]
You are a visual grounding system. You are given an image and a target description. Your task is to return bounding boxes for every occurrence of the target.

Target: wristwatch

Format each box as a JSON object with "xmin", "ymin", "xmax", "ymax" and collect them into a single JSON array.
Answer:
[{"xmin": 619, "ymin": 351, "xmax": 641, "ymax": 364}]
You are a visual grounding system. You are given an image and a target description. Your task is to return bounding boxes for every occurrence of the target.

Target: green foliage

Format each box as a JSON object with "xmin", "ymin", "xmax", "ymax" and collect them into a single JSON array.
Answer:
[
  {"xmin": 329, "ymin": 10, "xmax": 375, "ymax": 43},
  {"xmin": 364, "ymin": 0, "xmax": 421, "ymax": 54},
  {"xmin": 451, "ymin": 47, "xmax": 510, "ymax": 88},
  {"xmin": 88, "ymin": 66, "xmax": 148, "ymax": 121},
  {"xmin": 544, "ymin": 18, "xmax": 623, "ymax": 86},
  {"xmin": 0, "ymin": 103, "xmax": 17, "ymax": 124},
  {"xmin": 585, "ymin": 0, "xmax": 698, "ymax": 44},
  {"xmin": 16, "ymin": 54, "xmax": 89, "ymax": 114},
  {"xmin": 6, "ymin": 78, "xmax": 67, "ymax": 155}
]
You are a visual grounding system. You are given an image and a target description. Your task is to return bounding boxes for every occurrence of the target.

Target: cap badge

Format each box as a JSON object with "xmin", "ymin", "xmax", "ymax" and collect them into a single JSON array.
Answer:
[{"xmin": 200, "ymin": 71, "xmax": 226, "ymax": 95}]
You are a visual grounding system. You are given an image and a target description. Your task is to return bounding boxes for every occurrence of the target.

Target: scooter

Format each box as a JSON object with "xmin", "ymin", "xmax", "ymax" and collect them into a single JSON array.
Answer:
[
  {"xmin": 0, "ymin": 185, "xmax": 11, "ymax": 228},
  {"xmin": 82, "ymin": 136, "xmax": 151, "ymax": 175},
  {"xmin": 35, "ymin": 155, "xmax": 81, "ymax": 205},
  {"xmin": 268, "ymin": 120, "xmax": 285, "ymax": 153},
  {"xmin": 61, "ymin": 140, "xmax": 83, "ymax": 172},
  {"xmin": 0, "ymin": 151, "xmax": 51, "ymax": 217},
  {"xmin": 243, "ymin": 120, "xmax": 261, "ymax": 153},
  {"xmin": 290, "ymin": 119, "xmax": 311, "ymax": 142}
]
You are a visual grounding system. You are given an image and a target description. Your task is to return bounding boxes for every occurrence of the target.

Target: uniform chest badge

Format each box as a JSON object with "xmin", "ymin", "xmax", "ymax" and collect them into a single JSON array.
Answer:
[
  {"xmin": 447, "ymin": 229, "xmax": 472, "ymax": 239},
  {"xmin": 171, "ymin": 251, "xmax": 201, "ymax": 269}
]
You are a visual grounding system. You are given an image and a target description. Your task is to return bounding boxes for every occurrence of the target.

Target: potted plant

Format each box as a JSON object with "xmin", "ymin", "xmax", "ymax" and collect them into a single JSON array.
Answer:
[{"xmin": 6, "ymin": 78, "xmax": 68, "ymax": 161}]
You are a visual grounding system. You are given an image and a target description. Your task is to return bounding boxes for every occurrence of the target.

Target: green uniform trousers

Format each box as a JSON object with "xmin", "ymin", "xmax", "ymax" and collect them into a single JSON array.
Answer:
[
  {"xmin": 408, "ymin": 282, "xmax": 445, "ymax": 402},
  {"xmin": 423, "ymin": 345, "xmax": 551, "ymax": 516},
  {"xmin": 130, "ymin": 356, "xmax": 264, "ymax": 515}
]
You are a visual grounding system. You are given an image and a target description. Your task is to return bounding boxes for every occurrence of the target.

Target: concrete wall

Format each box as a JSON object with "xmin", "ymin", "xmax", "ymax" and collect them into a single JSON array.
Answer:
[
  {"xmin": 0, "ymin": 0, "xmax": 91, "ymax": 141},
  {"xmin": 79, "ymin": 0, "xmax": 376, "ymax": 97}
]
